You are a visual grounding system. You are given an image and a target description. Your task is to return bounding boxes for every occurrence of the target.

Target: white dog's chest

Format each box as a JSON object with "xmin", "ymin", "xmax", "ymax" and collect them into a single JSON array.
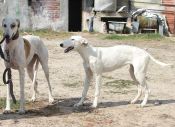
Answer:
[
  {"xmin": 4, "ymin": 47, "xmax": 24, "ymax": 69},
  {"xmin": 4, "ymin": 52, "xmax": 20, "ymax": 69},
  {"xmin": 9, "ymin": 61, "xmax": 19, "ymax": 69},
  {"xmin": 3, "ymin": 38, "xmax": 32, "ymax": 69}
]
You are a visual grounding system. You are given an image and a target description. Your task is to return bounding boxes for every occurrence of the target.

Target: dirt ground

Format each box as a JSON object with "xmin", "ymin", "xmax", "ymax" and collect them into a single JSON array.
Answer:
[{"xmin": 0, "ymin": 33, "xmax": 175, "ymax": 127}]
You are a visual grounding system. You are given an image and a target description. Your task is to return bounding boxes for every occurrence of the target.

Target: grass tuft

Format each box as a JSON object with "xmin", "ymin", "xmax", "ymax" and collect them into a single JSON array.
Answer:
[
  {"xmin": 105, "ymin": 79, "xmax": 134, "ymax": 89},
  {"xmin": 103, "ymin": 33, "xmax": 164, "ymax": 41},
  {"xmin": 0, "ymin": 98, "xmax": 20, "ymax": 110},
  {"xmin": 21, "ymin": 29, "xmax": 72, "ymax": 39},
  {"xmin": 63, "ymin": 81, "xmax": 81, "ymax": 88},
  {"xmin": 63, "ymin": 82, "xmax": 79, "ymax": 88}
]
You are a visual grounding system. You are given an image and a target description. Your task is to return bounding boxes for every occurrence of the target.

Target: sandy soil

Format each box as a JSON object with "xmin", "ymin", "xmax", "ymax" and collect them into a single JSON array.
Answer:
[{"xmin": 0, "ymin": 33, "xmax": 175, "ymax": 127}]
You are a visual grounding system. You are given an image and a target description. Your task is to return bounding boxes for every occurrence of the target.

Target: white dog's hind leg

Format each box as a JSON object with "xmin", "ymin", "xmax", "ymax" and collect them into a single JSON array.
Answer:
[
  {"xmin": 141, "ymin": 82, "xmax": 150, "ymax": 107},
  {"xmin": 129, "ymin": 65, "xmax": 137, "ymax": 83},
  {"xmin": 131, "ymin": 85, "xmax": 142, "ymax": 104},
  {"xmin": 92, "ymin": 74, "xmax": 102, "ymax": 108},
  {"xmin": 41, "ymin": 63, "xmax": 54, "ymax": 103},
  {"xmin": 38, "ymin": 45, "xmax": 54, "ymax": 103},
  {"xmin": 135, "ymin": 71, "xmax": 149, "ymax": 107},
  {"xmin": 31, "ymin": 59, "xmax": 39, "ymax": 102},
  {"xmin": 129, "ymin": 65, "xmax": 142, "ymax": 104},
  {"xmin": 27, "ymin": 57, "xmax": 39, "ymax": 102},
  {"xmin": 74, "ymin": 67, "xmax": 92, "ymax": 107}
]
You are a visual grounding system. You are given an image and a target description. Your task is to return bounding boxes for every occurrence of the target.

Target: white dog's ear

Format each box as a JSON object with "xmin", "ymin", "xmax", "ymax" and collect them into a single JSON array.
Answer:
[
  {"xmin": 16, "ymin": 19, "xmax": 20, "ymax": 28},
  {"xmin": 80, "ymin": 38, "xmax": 88, "ymax": 46}
]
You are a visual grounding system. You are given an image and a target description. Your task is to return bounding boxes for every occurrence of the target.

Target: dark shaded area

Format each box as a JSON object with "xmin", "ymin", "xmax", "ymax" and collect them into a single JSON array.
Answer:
[
  {"xmin": 0, "ymin": 98, "xmax": 175, "ymax": 120},
  {"xmin": 68, "ymin": 0, "xmax": 82, "ymax": 32}
]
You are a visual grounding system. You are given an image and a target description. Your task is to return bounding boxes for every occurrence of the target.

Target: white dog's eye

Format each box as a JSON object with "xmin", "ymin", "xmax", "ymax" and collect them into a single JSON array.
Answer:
[
  {"xmin": 71, "ymin": 39, "xmax": 75, "ymax": 41},
  {"xmin": 3, "ymin": 24, "xmax": 7, "ymax": 28},
  {"xmin": 11, "ymin": 24, "xmax": 16, "ymax": 29}
]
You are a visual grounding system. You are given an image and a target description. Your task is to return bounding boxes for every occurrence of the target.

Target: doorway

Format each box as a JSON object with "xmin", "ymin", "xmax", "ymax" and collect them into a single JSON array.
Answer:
[{"xmin": 68, "ymin": 0, "xmax": 82, "ymax": 31}]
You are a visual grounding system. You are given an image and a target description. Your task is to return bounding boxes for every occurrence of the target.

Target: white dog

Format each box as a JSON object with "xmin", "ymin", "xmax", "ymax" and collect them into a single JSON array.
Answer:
[
  {"xmin": 60, "ymin": 36, "xmax": 172, "ymax": 108},
  {"xmin": 1, "ymin": 17, "xmax": 54, "ymax": 114}
]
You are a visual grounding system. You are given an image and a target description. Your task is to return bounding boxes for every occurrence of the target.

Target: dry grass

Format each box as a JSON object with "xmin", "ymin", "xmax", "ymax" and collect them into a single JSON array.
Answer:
[{"xmin": 21, "ymin": 29, "xmax": 73, "ymax": 40}]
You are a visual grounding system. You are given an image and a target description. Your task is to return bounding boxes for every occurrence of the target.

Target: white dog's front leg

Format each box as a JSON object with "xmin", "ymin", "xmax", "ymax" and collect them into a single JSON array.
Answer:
[
  {"xmin": 92, "ymin": 74, "xmax": 102, "ymax": 108},
  {"xmin": 18, "ymin": 68, "xmax": 25, "ymax": 114},
  {"xmin": 74, "ymin": 67, "xmax": 92, "ymax": 107},
  {"xmin": 3, "ymin": 84, "xmax": 11, "ymax": 113}
]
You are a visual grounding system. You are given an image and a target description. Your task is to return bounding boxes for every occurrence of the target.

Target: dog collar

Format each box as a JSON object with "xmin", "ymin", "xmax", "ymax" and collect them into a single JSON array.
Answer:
[
  {"xmin": 5, "ymin": 31, "xmax": 19, "ymax": 44},
  {"xmin": 12, "ymin": 30, "xmax": 19, "ymax": 40}
]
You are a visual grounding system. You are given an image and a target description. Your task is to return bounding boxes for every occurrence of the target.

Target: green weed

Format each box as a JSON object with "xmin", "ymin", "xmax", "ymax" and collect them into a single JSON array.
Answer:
[
  {"xmin": 105, "ymin": 79, "xmax": 134, "ymax": 89},
  {"xmin": 0, "ymin": 98, "xmax": 20, "ymax": 110},
  {"xmin": 103, "ymin": 33, "xmax": 164, "ymax": 41}
]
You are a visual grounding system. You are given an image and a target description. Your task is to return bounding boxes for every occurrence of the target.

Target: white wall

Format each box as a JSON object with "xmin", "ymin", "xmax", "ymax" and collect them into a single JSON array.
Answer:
[
  {"xmin": 0, "ymin": 0, "xmax": 30, "ymax": 29},
  {"xmin": 0, "ymin": 0, "xmax": 68, "ymax": 31}
]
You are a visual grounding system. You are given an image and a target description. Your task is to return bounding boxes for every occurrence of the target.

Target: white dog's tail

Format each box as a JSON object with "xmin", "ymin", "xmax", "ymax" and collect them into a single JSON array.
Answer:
[{"xmin": 148, "ymin": 54, "xmax": 174, "ymax": 68}]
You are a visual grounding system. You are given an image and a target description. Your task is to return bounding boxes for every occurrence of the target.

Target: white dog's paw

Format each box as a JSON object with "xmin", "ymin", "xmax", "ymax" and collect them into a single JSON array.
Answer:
[
  {"xmin": 3, "ymin": 109, "xmax": 13, "ymax": 114},
  {"xmin": 91, "ymin": 99, "xmax": 98, "ymax": 108},
  {"xmin": 74, "ymin": 102, "xmax": 83, "ymax": 107},
  {"xmin": 17, "ymin": 109, "xmax": 25, "ymax": 115},
  {"xmin": 130, "ymin": 100, "xmax": 136, "ymax": 104},
  {"xmin": 91, "ymin": 103, "xmax": 98, "ymax": 108},
  {"xmin": 49, "ymin": 97, "xmax": 54, "ymax": 104},
  {"xmin": 91, "ymin": 105, "xmax": 97, "ymax": 108},
  {"xmin": 30, "ymin": 96, "xmax": 36, "ymax": 102},
  {"xmin": 140, "ymin": 103, "xmax": 146, "ymax": 108}
]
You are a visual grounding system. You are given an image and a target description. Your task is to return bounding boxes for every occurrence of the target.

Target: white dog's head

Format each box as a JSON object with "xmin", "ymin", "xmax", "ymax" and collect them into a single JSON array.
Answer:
[
  {"xmin": 2, "ymin": 17, "xmax": 20, "ymax": 43},
  {"xmin": 60, "ymin": 36, "xmax": 88, "ymax": 53}
]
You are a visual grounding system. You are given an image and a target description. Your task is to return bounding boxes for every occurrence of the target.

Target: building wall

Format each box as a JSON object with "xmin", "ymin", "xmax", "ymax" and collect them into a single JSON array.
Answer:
[
  {"xmin": 162, "ymin": 0, "xmax": 175, "ymax": 34},
  {"xmin": 131, "ymin": 0, "xmax": 163, "ymax": 10},
  {"xmin": 0, "ymin": 0, "xmax": 29, "ymax": 29},
  {"xmin": 0, "ymin": 0, "xmax": 68, "ymax": 31},
  {"xmin": 29, "ymin": 0, "xmax": 68, "ymax": 31},
  {"xmin": 30, "ymin": 0, "xmax": 59, "ymax": 29}
]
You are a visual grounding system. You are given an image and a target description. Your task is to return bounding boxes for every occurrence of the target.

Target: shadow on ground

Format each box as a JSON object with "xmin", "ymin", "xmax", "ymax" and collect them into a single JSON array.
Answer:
[{"xmin": 0, "ymin": 97, "xmax": 175, "ymax": 120}]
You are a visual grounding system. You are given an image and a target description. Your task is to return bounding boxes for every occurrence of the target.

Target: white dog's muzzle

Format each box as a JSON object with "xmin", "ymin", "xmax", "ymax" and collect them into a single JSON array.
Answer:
[
  {"xmin": 60, "ymin": 39, "xmax": 74, "ymax": 53},
  {"xmin": 4, "ymin": 30, "xmax": 19, "ymax": 44}
]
